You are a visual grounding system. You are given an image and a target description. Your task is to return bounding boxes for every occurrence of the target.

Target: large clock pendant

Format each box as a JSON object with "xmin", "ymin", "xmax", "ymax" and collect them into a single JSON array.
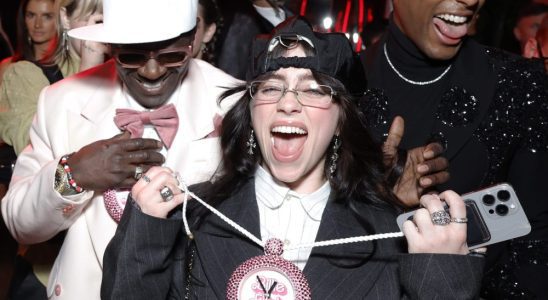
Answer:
[{"xmin": 226, "ymin": 238, "xmax": 311, "ymax": 299}]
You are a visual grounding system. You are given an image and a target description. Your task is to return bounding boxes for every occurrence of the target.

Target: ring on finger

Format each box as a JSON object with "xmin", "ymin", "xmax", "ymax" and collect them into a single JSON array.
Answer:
[
  {"xmin": 451, "ymin": 217, "xmax": 468, "ymax": 224},
  {"xmin": 134, "ymin": 166, "xmax": 144, "ymax": 180},
  {"xmin": 160, "ymin": 186, "xmax": 174, "ymax": 202},
  {"xmin": 431, "ymin": 210, "xmax": 451, "ymax": 226},
  {"xmin": 141, "ymin": 175, "xmax": 151, "ymax": 183}
]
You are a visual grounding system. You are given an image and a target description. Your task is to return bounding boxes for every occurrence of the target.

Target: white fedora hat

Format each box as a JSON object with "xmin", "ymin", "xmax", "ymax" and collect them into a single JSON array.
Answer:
[{"xmin": 68, "ymin": 0, "xmax": 197, "ymax": 44}]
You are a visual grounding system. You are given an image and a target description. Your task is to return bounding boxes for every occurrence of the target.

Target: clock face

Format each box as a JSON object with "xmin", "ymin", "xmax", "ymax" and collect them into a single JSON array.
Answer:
[
  {"xmin": 226, "ymin": 254, "xmax": 311, "ymax": 300},
  {"xmin": 238, "ymin": 267, "xmax": 296, "ymax": 299}
]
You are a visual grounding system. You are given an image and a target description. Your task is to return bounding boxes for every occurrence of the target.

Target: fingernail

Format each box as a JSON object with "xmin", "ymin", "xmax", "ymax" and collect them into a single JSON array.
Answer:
[
  {"xmin": 420, "ymin": 178, "xmax": 432, "ymax": 186},
  {"xmin": 417, "ymin": 165, "xmax": 428, "ymax": 173},
  {"xmin": 423, "ymin": 150, "xmax": 434, "ymax": 159}
]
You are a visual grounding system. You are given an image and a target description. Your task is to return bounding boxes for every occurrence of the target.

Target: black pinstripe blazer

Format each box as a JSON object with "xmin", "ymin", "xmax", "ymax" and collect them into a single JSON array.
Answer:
[{"xmin": 101, "ymin": 180, "xmax": 484, "ymax": 299}]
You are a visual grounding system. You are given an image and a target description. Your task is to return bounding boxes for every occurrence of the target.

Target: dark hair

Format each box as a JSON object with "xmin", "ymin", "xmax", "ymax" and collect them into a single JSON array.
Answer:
[
  {"xmin": 198, "ymin": 0, "xmax": 222, "ymax": 64},
  {"xmin": 13, "ymin": 0, "xmax": 57, "ymax": 64},
  {"xmin": 517, "ymin": 3, "xmax": 548, "ymax": 20},
  {"xmin": 191, "ymin": 69, "xmax": 400, "ymax": 224}
]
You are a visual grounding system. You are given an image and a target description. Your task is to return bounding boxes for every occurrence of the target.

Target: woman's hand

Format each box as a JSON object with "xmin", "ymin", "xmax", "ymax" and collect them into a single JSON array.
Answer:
[
  {"xmin": 78, "ymin": 14, "xmax": 108, "ymax": 71},
  {"xmin": 403, "ymin": 191, "xmax": 469, "ymax": 255},
  {"xmin": 131, "ymin": 166, "xmax": 186, "ymax": 218}
]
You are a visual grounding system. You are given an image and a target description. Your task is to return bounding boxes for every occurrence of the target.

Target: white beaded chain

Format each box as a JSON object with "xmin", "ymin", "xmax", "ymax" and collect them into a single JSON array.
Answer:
[
  {"xmin": 383, "ymin": 43, "xmax": 452, "ymax": 86},
  {"xmin": 178, "ymin": 180, "xmax": 404, "ymax": 251}
]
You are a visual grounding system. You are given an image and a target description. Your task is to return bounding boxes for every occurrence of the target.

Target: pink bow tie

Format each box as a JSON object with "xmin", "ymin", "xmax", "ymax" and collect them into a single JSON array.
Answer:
[{"xmin": 114, "ymin": 103, "xmax": 179, "ymax": 148}]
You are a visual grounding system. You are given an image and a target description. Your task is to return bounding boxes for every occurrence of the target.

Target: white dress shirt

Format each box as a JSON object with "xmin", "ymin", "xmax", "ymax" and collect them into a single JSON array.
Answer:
[{"xmin": 255, "ymin": 166, "xmax": 330, "ymax": 270}]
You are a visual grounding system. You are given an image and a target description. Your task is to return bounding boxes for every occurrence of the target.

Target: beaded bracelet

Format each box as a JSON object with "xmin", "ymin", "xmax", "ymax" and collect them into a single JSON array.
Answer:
[{"xmin": 60, "ymin": 154, "xmax": 84, "ymax": 193}]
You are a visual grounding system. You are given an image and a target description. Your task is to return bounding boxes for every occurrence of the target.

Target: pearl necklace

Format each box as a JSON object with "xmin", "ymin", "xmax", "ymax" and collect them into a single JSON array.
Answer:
[{"xmin": 383, "ymin": 43, "xmax": 452, "ymax": 86}]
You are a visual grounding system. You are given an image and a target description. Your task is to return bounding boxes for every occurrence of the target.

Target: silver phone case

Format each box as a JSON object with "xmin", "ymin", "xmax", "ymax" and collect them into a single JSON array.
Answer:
[{"xmin": 396, "ymin": 183, "xmax": 531, "ymax": 250}]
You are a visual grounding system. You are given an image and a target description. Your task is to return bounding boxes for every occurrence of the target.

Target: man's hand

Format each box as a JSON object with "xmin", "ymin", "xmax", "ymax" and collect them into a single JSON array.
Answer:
[
  {"xmin": 67, "ymin": 131, "xmax": 165, "ymax": 191},
  {"xmin": 383, "ymin": 116, "xmax": 449, "ymax": 207}
]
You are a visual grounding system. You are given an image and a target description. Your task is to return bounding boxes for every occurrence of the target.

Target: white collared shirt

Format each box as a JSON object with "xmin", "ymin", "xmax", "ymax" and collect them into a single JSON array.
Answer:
[{"xmin": 255, "ymin": 166, "xmax": 330, "ymax": 270}]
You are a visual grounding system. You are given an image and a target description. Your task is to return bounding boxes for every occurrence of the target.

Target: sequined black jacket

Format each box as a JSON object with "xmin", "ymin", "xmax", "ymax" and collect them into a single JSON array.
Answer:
[{"xmin": 360, "ymin": 21, "xmax": 548, "ymax": 299}]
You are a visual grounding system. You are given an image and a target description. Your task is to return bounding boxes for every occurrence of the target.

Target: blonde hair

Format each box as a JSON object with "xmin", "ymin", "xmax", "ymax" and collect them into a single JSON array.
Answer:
[{"xmin": 53, "ymin": 0, "xmax": 102, "ymax": 66}]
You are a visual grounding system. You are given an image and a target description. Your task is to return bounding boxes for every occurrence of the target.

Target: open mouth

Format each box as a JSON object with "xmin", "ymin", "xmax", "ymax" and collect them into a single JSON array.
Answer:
[
  {"xmin": 137, "ymin": 74, "xmax": 170, "ymax": 93},
  {"xmin": 433, "ymin": 13, "xmax": 471, "ymax": 45},
  {"xmin": 271, "ymin": 125, "xmax": 307, "ymax": 161}
]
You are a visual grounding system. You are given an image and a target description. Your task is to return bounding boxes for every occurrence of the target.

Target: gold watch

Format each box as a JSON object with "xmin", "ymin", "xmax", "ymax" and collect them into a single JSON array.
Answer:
[{"xmin": 54, "ymin": 164, "xmax": 78, "ymax": 196}]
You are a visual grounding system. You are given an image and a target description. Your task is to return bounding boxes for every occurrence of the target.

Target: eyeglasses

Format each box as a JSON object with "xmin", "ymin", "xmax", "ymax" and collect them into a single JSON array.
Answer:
[
  {"xmin": 113, "ymin": 46, "xmax": 191, "ymax": 68},
  {"xmin": 248, "ymin": 80, "xmax": 336, "ymax": 108}
]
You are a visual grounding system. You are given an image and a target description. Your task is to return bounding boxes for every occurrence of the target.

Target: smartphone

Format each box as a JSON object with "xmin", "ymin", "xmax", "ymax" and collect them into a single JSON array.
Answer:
[{"xmin": 396, "ymin": 183, "xmax": 531, "ymax": 250}]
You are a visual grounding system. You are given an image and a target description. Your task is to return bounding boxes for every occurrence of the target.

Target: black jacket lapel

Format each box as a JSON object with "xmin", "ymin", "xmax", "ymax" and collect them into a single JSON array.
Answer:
[
  {"xmin": 193, "ymin": 180, "xmax": 263, "ymax": 298},
  {"xmin": 304, "ymin": 198, "xmax": 401, "ymax": 298}
]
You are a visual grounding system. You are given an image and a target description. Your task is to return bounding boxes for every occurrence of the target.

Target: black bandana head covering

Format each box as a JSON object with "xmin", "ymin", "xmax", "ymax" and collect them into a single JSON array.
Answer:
[{"xmin": 247, "ymin": 16, "xmax": 366, "ymax": 95}]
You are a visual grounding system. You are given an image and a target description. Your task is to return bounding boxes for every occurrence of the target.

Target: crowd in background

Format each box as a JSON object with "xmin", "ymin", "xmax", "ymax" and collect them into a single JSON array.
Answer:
[{"xmin": 0, "ymin": 0, "xmax": 546, "ymax": 299}]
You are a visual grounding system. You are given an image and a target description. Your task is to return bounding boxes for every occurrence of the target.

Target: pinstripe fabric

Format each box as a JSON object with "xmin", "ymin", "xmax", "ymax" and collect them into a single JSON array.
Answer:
[{"xmin": 102, "ymin": 180, "xmax": 484, "ymax": 299}]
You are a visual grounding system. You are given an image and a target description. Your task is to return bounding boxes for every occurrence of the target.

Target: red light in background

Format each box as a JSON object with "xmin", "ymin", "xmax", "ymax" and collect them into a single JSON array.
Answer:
[
  {"xmin": 300, "ymin": 0, "xmax": 308, "ymax": 16},
  {"xmin": 342, "ymin": 0, "xmax": 352, "ymax": 33}
]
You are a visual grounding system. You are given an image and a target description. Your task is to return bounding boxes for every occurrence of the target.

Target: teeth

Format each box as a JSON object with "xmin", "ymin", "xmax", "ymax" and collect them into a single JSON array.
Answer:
[
  {"xmin": 437, "ymin": 14, "xmax": 467, "ymax": 24},
  {"xmin": 271, "ymin": 126, "xmax": 307, "ymax": 134},
  {"xmin": 144, "ymin": 82, "xmax": 161, "ymax": 89}
]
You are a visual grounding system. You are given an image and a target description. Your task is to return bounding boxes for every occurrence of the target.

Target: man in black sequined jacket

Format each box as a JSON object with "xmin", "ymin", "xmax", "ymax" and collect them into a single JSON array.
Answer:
[{"xmin": 359, "ymin": 0, "xmax": 548, "ymax": 298}]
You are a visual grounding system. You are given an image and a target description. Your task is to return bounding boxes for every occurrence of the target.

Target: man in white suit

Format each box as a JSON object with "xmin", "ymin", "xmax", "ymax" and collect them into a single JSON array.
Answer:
[{"xmin": 1, "ymin": 0, "xmax": 239, "ymax": 299}]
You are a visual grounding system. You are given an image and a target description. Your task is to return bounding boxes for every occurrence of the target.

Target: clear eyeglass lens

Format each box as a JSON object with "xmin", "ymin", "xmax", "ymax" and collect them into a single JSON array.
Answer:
[{"xmin": 250, "ymin": 81, "xmax": 333, "ymax": 107}]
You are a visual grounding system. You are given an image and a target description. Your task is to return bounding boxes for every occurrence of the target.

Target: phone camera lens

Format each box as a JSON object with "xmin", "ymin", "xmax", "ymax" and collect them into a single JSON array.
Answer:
[
  {"xmin": 495, "ymin": 204, "xmax": 509, "ymax": 216},
  {"xmin": 497, "ymin": 190, "xmax": 511, "ymax": 202},
  {"xmin": 482, "ymin": 194, "xmax": 496, "ymax": 205}
]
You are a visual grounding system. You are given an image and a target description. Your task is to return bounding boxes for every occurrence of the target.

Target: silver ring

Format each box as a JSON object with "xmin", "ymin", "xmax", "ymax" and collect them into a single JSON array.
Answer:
[
  {"xmin": 431, "ymin": 210, "xmax": 451, "ymax": 226},
  {"xmin": 134, "ymin": 166, "xmax": 144, "ymax": 180},
  {"xmin": 141, "ymin": 175, "xmax": 151, "ymax": 183},
  {"xmin": 451, "ymin": 217, "xmax": 468, "ymax": 224},
  {"xmin": 160, "ymin": 186, "xmax": 174, "ymax": 202}
]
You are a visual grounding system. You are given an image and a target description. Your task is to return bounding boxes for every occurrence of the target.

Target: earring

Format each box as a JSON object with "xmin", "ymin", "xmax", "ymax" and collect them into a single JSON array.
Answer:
[
  {"xmin": 63, "ymin": 30, "xmax": 69, "ymax": 52},
  {"xmin": 329, "ymin": 135, "xmax": 341, "ymax": 176},
  {"xmin": 27, "ymin": 36, "xmax": 32, "ymax": 45},
  {"xmin": 246, "ymin": 130, "xmax": 257, "ymax": 155},
  {"xmin": 201, "ymin": 43, "xmax": 208, "ymax": 54}
]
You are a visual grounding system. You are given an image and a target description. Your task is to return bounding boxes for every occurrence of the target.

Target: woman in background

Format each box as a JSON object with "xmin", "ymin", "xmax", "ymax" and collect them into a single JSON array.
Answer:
[
  {"xmin": 192, "ymin": 0, "xmax": 221, "ymax": 64},
  {"xmin": 0, "ymin": 0, "xmax": 57, "ymax": 79},
  {"xmin": 0, "ymin": 0, "xmax": 105, "ymax": 155}
]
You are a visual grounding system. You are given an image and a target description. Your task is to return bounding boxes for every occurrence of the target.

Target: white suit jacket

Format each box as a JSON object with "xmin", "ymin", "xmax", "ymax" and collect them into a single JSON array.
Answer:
[{"xmin": 1, "ymin": 59, "xmax": 241, "ymax": 299}]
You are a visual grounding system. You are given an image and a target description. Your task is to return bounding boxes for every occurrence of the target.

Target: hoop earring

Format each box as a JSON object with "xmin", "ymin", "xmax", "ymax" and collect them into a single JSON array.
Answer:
[
  {"xmin": 246, "ymin": 130, "xmax": 257, "ymax": 155},
  {"xmin": 329, "ymin": 135, "xmax": 341, "ymax": 176}
]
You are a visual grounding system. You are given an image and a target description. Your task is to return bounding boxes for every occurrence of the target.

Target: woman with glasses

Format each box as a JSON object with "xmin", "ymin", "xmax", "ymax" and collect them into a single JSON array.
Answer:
[{"xmin": 102, "ymin": 17, "xmax": 484, "ymax": 299}]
